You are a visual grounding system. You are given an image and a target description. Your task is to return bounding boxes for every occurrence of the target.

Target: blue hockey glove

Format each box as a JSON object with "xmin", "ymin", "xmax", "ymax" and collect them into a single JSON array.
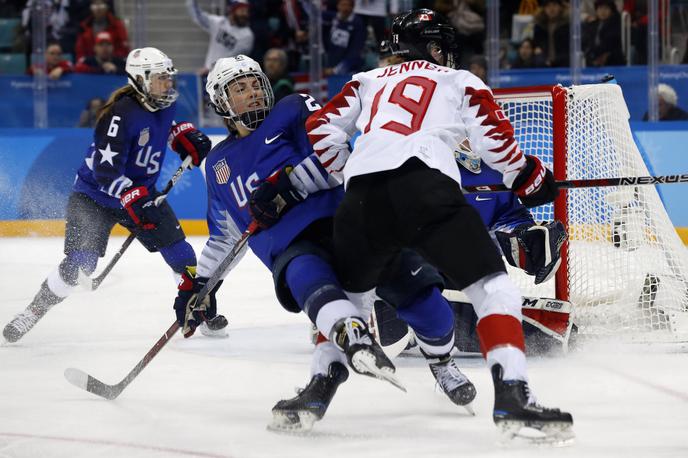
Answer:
[
  {"xmin": 249, "ymin": 166, "xmax": 304, "ymax": 229},
  {"xmin": 496, "ymin": 221, "xmax": 567, "ymax": 284}
]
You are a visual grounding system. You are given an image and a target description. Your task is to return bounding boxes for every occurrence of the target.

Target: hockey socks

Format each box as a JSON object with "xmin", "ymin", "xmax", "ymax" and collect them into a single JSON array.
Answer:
[{"xmin": 397, "ymin": 287, "xmax": 455, "ymax": 355}]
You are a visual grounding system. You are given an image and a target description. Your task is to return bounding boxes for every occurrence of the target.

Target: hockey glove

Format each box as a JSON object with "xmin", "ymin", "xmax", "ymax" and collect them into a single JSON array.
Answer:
[
  {"xmin": 168, "ymin": 122, "xmax": 211, "ymax": 168},
  {"xmin": 496, "ymin": 221, "xmax": 567, "ymax": 284},
  {"xmin": 249, "ymin": 166, "xmax": 305, "ymax": 229},
  {"xmin": 173, "ymin": 266, "xmax": 224, "ymax": 338},
  {"xmin": 120, "ymin": 186, "xmax": 162, "ymax": 230},
  {"xmin": 511, "ymin": 155, "xmax": 559, "ymax": 208}
]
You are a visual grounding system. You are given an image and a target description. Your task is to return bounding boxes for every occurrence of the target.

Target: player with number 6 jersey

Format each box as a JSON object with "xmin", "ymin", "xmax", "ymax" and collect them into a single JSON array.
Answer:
[
  {"xmin": 3, "ymin": 47, "xmax": 213, "ymax": 344},
  {"xmin": 304, "ymin": 8, "xmax": 573, "ymax": 443}
]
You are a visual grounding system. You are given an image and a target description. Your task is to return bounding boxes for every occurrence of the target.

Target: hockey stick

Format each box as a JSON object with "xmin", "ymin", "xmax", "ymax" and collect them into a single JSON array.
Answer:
[
  {"xmin": 78, "ymin": 155, "xmax": 194, "ymax": 291},
  {"xmin": 64, "ymin": 221, "xmax": 260, "ymax": 400},
  {"xmin": 462, "ymin": 173, "xmax": 688, "ymax": 194}
]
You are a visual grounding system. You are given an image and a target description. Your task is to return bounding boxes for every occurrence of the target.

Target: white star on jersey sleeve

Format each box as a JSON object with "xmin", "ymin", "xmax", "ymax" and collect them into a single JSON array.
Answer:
[{"xmin": 98, "ymin": 143, "xmax": 119, "ymax": 165}]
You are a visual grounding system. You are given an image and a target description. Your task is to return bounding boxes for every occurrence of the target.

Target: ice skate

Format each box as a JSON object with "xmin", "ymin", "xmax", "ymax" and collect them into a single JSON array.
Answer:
[
  {"xmin": 492, "ymin": 364, "xmax": 574, "ymax": 445},
  {"xmin": 425, "ymin": 352, "xmax": 477, "ymax": 414},
  {"xmin": 199, "ymin": 314, "xmax": 228, "ymax": 338},
  {"xmin": 3, "ymin": 281, "xmax": 61, "ymax": 343},
  {"xmin": 332, "ymin": 317, "xmax": 406, "ymax": 392},
  {"xmin": 268, "ymin": 362, "xmax": 349, "ymax": 433}
]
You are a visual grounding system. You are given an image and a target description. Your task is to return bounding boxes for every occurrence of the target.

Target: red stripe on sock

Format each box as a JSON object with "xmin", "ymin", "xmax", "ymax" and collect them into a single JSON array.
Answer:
[
  {"xmin": 315, "ymin": 332, "xmax": 328, "ymax": 344},
  {"xmin": 476, "ymin": 314, "xmax": 525, "ymax": 356}
]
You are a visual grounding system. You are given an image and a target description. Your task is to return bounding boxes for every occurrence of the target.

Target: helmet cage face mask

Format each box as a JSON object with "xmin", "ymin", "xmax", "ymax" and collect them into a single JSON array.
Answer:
[
  {"xmin": 212, "ymin": 71, "xmax": 274, "ymax": 130},
  {"xmin": 143, "ymin": 69, "xmax": 179, "ymax": 109},
  {"xmin": 126, "ymin": 48, "xmax": 179, "ymax": 110}
]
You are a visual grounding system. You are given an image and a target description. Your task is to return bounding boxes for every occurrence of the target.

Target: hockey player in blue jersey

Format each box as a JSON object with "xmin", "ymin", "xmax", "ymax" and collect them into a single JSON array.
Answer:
[
  {"xmin": 3, "ymin": 47, "xmax": 214, "ymax": 343},
  {"xmin": 172, "ymin": 55, "xmax": 404, "ymax": 391}
]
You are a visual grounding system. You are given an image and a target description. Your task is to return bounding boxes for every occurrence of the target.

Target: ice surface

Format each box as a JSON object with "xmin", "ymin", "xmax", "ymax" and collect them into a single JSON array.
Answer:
[{"xmin": 1, "ymin": 237, "xmax": 687, "ymax": 457}]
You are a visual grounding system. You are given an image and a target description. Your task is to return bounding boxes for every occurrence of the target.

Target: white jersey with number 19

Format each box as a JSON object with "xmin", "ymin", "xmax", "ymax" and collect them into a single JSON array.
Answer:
[{"xmin": 306, "ymin": 59, "xmax": 527, "ymax": 189}]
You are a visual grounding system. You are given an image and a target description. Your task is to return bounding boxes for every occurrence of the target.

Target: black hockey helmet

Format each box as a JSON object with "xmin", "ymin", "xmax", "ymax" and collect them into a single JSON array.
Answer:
[{"xmin": 389, "ymin": 8, "xmax": 459, "ymax": 69}]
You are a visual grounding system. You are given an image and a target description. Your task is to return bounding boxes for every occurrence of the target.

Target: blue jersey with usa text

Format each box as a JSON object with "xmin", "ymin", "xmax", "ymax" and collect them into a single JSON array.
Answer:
[
  {"xmin": 73, "ymin": 94, "xmax": 176, "ymax": 207},
  {"xmin": 203, "ymin": 93, "xmax": 342, "ymax": 271},
  {"xmin": 460, "ymin": 164, "xmax": 534, "ymax": 232}
]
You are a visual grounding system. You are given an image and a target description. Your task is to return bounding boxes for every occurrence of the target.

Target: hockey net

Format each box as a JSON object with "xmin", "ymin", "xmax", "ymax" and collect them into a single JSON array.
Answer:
[{"xmin": 493, "ymin": 83, "xmax": 688, "ymax": 342}]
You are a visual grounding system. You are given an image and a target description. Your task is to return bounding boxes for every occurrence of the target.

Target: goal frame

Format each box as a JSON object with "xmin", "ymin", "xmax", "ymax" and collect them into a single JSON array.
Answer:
[{"xmin": 493, "ymin": 85, "xmax": 570, "ymax": 303}]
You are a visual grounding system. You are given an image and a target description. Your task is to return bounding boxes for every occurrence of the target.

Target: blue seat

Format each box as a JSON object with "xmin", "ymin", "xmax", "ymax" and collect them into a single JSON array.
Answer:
[
  {"xmin": 0, "ymin": 53, "xmax": 26, "ymax": 74},
  {"xmin": 0, "ymin": 18, "xmax": 20, "ymax": 50}
]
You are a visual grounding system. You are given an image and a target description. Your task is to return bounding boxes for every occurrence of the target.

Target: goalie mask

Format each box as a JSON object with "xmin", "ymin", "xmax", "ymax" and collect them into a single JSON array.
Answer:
[
  {"xmin": 125, "ymin": 47, "xmax": 179, "ymax": 110},
  {"xmin": 454, "ymin": 141, "xmax": 481, "ymax": 174},
  {"xmin": 206, "ymin": 55, "xmax": 274, "ymax": 131},
  {"xmin": 389, "ymin": 8, "xmax": 459, "ymax": 69}
]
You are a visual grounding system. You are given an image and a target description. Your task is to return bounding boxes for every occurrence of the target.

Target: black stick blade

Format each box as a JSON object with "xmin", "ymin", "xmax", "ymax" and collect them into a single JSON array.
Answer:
[{"xmin": 64, "ymin": 368, "xmax": 122, "ymax": 400}]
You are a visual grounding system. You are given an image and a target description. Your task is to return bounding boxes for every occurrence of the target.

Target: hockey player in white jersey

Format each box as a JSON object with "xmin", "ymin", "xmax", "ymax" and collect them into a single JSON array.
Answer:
[{"xmin": 300, "ymin": 9, "xmax": 573, "ymax": 443}]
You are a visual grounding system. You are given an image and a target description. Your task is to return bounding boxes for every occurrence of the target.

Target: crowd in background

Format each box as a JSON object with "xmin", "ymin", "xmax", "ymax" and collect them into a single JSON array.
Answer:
[{"xmin": 1, "ymin": 0, "xmax": 688, "ymax": 122}]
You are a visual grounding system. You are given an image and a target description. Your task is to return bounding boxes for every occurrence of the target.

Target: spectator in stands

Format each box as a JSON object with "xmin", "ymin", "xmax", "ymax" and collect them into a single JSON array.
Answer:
[
  {"xmin": 533, "ymin": 0, "xmax": 570, "ymax": 67},
  {"xmin": 26, "ymin": 42, "xmax": 72, "ymax": 79},
  {"xmin": 437, "ymin": 0, "xmax": 485, "ymax": 66},
  {"xmin": 581, "ymin": 0, "xmax": 624, "ymax": 22},
  {"xmin": 510, "ymin": 38, "xmax": 545, "ymax": 68},
  {"xmin": 582, "ymin": 0, "xmax": 625, "ymax": 67},
  {"xmin": 468, "ymin": 55, "xmax": 488, "ymax": 84},
  {"xmin": 643, "ymin": 84, "xmax": 688, "ymax": 121},
  {"xmin": 75, "ymin": 0, "xmax": 129, "ymax": 61},
  {"xmin": 263, "ymin": 48, "xmax": 294, "ymax": 103},
  {"xmin": 282, "ymin": 0, "xmax": 309, "ymax": 71},
  {"xmin": 187, "ymin": 0, "xmax": 254, "ymax": 75},
  {"xmin": 353, "ymin": 0, "xmax": 388, "ymax": 46},
  {"xmin": 77, "ymin": 96, "xmax": 104, "ymax": 127},
  {"xmin": 323, "ymin": 0, "xmax": 366, "ymax": 76},
  {"xmin": 74, "ymin": 31, "xmax": 125, "ymax": 74}
]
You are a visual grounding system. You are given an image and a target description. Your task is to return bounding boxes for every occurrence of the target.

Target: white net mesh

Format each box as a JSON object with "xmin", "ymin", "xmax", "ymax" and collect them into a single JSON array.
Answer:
[{"xmin": 495, "ymin": 84, "xmax": 688, "ymax": 342}]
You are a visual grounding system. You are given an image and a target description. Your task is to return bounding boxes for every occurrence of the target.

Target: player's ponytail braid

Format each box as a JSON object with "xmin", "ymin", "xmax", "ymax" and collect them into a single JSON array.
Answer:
[{"xmin": 96, "ymin": 85, "xmax": 138, "ymax": 123}]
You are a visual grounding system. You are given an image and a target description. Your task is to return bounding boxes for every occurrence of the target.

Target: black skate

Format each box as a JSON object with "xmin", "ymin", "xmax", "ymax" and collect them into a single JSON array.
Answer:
[
  {"xmin": 3, "ymin": 280, "xmax": 61, "ymax": 343},
  {"xmin": 268, "ymin": 362, "xmax": 349, "ymax": 433},
  {"xmin": 492, "ymin": 364, "xmax": 574, "ymax": 445},
  {"xmin": 199, "ymin": 314, "xmax": 228, "ymax": 338},
  {"xmin": 332, "ymin": 317, "xmax": 405, "ymax": 392},
  {"xmin": 424, "ymin": 352, "xmax": 477, "ymax": 414}
]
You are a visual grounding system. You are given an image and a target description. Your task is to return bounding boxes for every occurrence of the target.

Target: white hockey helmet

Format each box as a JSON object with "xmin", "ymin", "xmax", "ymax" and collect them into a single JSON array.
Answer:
[
  {"xmin": 125, "ymin": 47, "xmax": 178, "ymax": 110},
  {"xmin": 206, "ymin": 55, "xmax": 274, "ymax": 130}
]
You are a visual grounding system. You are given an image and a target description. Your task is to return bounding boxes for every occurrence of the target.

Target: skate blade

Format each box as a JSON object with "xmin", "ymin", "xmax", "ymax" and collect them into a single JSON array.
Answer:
[
  {"xmin": 497, "ymin": 421, "xmax": 575, "ymax": 446},
  {"xmin": 463, "ymin": 402, "xmax": 476, "ymax": 416},
  {"xmin": 199, "ymin": 325, "xmax": 228, "ymax": 339},
  {"xmin": 352, "ymin": 351, "xmax": 406, "ymax": 392},
  {"xmin": 267, "ymin": 410, "xmax": 317, "ymax": 434}
]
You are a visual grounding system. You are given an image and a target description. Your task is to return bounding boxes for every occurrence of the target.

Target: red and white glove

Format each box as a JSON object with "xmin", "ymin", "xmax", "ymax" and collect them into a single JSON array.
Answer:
[
  {"xmin": 511, "ymin": 155, "xmax": 559, "ymax": 208},
  {"xmin": 120, "ymin": 186, "xmax": 160, "ymax": 230},
  {"xmin": 168, "ymin": 122, "xmax": 211, "ymax": 168}
]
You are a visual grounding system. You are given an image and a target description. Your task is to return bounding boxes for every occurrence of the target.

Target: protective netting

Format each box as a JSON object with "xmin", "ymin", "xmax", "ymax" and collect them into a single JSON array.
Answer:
[{"xmin": 495, "ymin": 84, "xmax": 688, "ymax": 341}]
